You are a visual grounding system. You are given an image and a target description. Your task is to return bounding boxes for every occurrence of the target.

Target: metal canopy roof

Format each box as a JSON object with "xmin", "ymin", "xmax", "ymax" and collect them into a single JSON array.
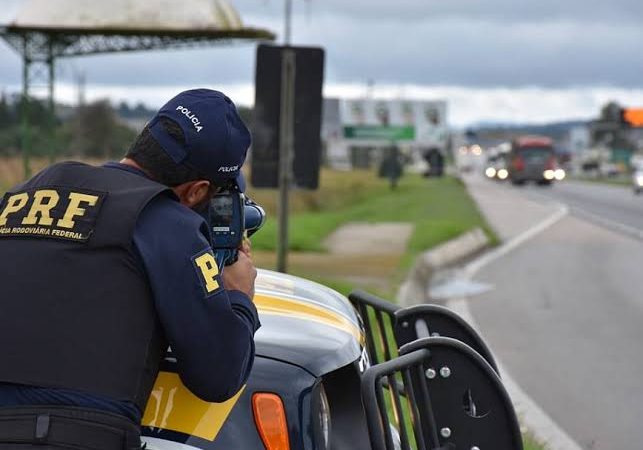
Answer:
[
  {"xmin": 1, "ymin": 0, "xmax": 275, "ymax": 57},
  {"xmin": 0, "ymin": 0, "xmax": 275, "ymax": 179}
]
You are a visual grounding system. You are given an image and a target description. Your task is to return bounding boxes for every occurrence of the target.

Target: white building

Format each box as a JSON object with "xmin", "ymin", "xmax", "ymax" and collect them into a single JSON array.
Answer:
[{"xmin": 321, "ymin": 98, "xmax": 449, "ymax": 170}]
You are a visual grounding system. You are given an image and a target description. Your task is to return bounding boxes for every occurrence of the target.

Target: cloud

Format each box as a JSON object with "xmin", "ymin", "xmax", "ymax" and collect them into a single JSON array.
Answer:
[
  {"xmin": 2, "ymin": 12, "xmax": 639, "ymax": 89},
  {"xmin": 4, "ymin": 80, "xmax": 641, "ymax": 128},
  {"xmin": 235, "ymin": 0, "xmax": 643, "ymax": 24},
  {"xmin": 310, "ymin": 17, "xmax": 643, "ymax": 88},
  {"xmin": 1, "ymin": 0, "xmax": 642, "ymax": 125}
]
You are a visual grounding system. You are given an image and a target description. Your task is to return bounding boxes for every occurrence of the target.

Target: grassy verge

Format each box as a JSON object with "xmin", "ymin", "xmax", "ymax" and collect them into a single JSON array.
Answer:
[
  {"xmin": 249, "ymin": 169, "xmax": 497, "ymax": 261},
  {"xmin": 249, "ymin": 168, "xmax": 496, "ymax": 297}
]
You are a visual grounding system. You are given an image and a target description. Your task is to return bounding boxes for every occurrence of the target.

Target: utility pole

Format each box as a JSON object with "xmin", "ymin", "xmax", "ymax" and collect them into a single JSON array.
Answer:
[
  {"xmin": 284, "ymin": 0, "xmax": 292, "ymax": 45},
  {"xmin": 21, "ymin": 35, "xmax": 31, "ymax": 179},
  {"xmin": 276, "ymin": 0, "xmax": 295, "ymax": 272},
  {"xmin": 47, "ymin": 38, "xmax": 56, "ymax": 163},
  {"xmin": 276, "ymin": 49, "xmax": 295, "ymax": 273},
  {"xmin": 76, "ymin": 71, "xmax": 86, "ymax": 107}
]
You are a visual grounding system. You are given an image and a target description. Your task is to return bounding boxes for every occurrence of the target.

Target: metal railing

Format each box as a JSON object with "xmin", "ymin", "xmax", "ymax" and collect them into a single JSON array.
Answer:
[{"xmin": 349, "ymin": 290, "xmax": 523, "ymax": 450}]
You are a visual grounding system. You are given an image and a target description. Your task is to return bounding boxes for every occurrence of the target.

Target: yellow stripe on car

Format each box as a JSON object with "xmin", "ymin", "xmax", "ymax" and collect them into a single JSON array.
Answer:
[
  {"xmin": 254, "ymin": 293, "xmax": 363, "ymax": 344},
  {"xmin": 142, "ymin": 372, "xmax": 245, "ymax": 441}
]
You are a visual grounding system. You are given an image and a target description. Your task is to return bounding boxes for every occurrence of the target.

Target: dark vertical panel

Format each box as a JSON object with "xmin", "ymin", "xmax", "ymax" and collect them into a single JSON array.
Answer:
[
  {"xmin": 251, "ymin": 44, "xmax": 281, "ymax": 188},
  {"xmin": 251, "ymin": 44, "xmax": 325, "ymax": 189},
  {"xmin": 292, "ymin": 46, "xmax": 324, "ymax": 189}
]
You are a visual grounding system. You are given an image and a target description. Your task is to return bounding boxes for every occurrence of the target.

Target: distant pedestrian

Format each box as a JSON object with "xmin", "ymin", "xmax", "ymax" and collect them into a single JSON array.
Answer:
[
  {"xmin": 423, "ymin": 147, "xmax": 444, "ymax": 177},
  {"xmin": 379, "ymin": 145, "xmax": 404, "ymax": 189}
]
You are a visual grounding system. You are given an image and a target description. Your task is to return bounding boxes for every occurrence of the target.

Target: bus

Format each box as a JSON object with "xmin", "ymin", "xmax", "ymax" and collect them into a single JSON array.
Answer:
[{"xmin": 508, "ymin": 135, "xmax": 564, "ymax": 185}]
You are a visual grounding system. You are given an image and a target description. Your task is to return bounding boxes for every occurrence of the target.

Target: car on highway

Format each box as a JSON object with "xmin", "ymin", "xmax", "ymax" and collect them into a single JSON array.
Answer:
[
  {"xmin": 139, "ymin": 272, "xmax": 523, "ymax": 450},
  {"xmin": 457, "ymin": 144, "xmax": 486, "ymax": 174},
  {"xmin": 485, "ymin": 145, "xmax": 510, "ymax": 181},
  {"xmin": 633, "ymin": 167, "xmax": 643, "ymax": 194},
  {"xmin": 508, "ymin": 135, "xmax": 565, "ymax": 185}
]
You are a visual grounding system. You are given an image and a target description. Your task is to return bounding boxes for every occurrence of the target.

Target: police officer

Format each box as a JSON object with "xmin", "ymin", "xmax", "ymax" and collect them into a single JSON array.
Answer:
[{"xmin": 0, "ymin": 89, "xmax": 260, "ymax": 449}]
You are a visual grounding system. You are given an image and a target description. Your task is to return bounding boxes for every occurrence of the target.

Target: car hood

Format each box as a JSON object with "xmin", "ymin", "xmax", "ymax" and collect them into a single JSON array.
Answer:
[{"xmin": 253, "ymin": 269, "xmax": 363, "ymax": 376}]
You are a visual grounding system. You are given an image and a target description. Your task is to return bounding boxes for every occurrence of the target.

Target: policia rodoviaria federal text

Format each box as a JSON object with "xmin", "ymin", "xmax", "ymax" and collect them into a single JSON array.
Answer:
[{"xmin": 0, "ymin": 89, "xmax": 261, "ymax": 449}]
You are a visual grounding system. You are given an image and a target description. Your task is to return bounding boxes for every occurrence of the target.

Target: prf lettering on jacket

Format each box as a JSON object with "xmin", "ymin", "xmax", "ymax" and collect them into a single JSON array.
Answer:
[
  {"xmin": 0, "ymin": 187, "xmax": 105, "ymax": 242},
  {"xmin": 193, "ymin": 251, "xmax": 222, "ymax": 296}
]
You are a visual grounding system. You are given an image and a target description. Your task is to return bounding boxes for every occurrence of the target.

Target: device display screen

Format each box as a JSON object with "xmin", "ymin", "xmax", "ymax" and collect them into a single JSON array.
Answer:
[{"xmin": 210, "ymin": 195, "xmax": 234, "ymax": 232}]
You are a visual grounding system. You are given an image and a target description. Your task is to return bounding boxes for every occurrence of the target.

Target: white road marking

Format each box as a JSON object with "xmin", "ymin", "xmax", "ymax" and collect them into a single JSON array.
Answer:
[
  {"xmin": 463, "ymin": 202, "xmax": 568, "ymax": 278},
  {"xmin": 447, "ymin": 200, "xmax": 586, "ymax": 450},
  {"xmin": 568, "ymin": 205, "xmax": 643, "ymax": 241},
  {"xmin": 525, "ymin": 186, "xmax": 643, "ymax": 242}
]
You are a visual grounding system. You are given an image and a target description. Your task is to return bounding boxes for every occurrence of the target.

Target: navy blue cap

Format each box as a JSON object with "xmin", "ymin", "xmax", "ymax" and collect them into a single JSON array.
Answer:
[{"xmin": 148, "ymin": 88, "xmax": 251, "ymax": 191}]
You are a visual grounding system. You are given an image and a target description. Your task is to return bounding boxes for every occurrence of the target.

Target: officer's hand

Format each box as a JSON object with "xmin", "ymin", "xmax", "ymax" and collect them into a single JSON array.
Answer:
[
  {"xmin": 223, "ymin": 250, "xmax": 257, "ymax": 300},
  {"xmin": 240, "ymin": 238, "xmax": 251, "ymax": 257}
]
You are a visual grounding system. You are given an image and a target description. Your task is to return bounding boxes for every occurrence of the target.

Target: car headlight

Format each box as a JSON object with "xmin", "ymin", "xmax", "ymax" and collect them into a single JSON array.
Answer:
[
  {"xmin": 544, "ymin": 170, "xmax": 555, "ymax": 180},
  {"xmin": 485, "ymin": 167, "xmax": 496, "ymax": 178},
  {"xmin": 313, "ymin": 383, "xmax": 331, "ymax": 450},
  {"xmin": 497, "ymin": 169, "xmax": 508, "ymax": 180},
  {"xmin": 636, "ymin": 175, "xmax": 643, "ymax": 186},
  {"xmin": 554, "ymin": 169, "xmax": 566, "ymax": 180}
]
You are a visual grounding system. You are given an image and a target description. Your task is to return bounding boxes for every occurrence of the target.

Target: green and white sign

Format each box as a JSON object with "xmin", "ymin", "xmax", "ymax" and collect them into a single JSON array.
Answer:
[
  {"xmin": 337, "ymin": 99, "xmax": 447, "ymax": 145},
  {"xmin": 343, "ymin": 125, "xmax": 415, "ymax": 140}
]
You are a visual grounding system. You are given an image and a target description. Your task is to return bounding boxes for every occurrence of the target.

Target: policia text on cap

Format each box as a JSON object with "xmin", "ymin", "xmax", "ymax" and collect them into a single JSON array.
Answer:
[{"xmin": 0, "ymin": 89, "xmax": 260, "ymax": 450}]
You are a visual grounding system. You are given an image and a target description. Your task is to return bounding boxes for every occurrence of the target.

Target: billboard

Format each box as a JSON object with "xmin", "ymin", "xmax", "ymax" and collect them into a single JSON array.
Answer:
[{"xmin": 338, "ymin": 99, "xmax": 447, "ymax": 147}]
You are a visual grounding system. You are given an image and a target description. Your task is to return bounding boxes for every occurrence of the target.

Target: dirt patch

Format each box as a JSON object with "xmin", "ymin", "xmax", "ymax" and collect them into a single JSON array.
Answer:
[
  {"xmin": 253, "ymin": 222, "xmax": 414, "ymax": 293},
  {"xmin": 323, "ymin": 222, "xmax": 414, "ymax": 255}
]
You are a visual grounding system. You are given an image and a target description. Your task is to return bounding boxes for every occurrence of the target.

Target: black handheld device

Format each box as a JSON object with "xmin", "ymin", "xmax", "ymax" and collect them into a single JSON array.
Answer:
[
  {"xmin": 209, "ymin": 193, "xmax": 266, "ymax": 269},
  {"xmin": 210, "ymin": 192, "xmax": 244, "ymax": 268}
]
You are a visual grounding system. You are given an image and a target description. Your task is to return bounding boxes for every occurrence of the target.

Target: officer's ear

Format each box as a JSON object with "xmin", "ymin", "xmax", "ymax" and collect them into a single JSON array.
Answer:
[{"xmin": 172, "ymin": 180, "xmax": 211, "ymax": 208}]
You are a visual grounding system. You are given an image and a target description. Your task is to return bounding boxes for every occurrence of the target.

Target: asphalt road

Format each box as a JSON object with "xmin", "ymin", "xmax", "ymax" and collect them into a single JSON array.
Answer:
[
  {"xmin": 525, "ymin": 179, "xmax": 643, "ymax": 238},
  {"xmin": 463, "ymin": 176, "xmax": 643, "ymax": 450}
]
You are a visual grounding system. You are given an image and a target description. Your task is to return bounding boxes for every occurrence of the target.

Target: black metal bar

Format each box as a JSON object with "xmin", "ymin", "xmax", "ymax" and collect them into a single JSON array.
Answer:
[
  {"xmin": 387, "ymin": 373, "xmax": 411, "ymax": 450},
  {"xmin": 361, "ymin": 349, "xmax": 431, "ymax": 450},
  {"xmin": 402, "ymin": 368, "xmax": 427, "ymax": 450},
  {"xmin": 413, "ymin": 364, "xmax": 440, "ymax": 447},
  {"xmin": 414, "ymin": 317, "xmax": 431, "ymax": 339},
  {"xmin": 375, "ymin": 376, "xmax": 395, "ymax": 450},
  {"xmin": 358, "ymin": 303, "xmax": 379, "ymax": 364},
  {"xmin": 349, "ymin": 290, "xmax": 400, "ymax": 315},
  {"xmin": 349, "ymin": 290, "xmax": 400, "ymax": 366},
  {"xmin": 375, "ymin": 310, "xmax": 394, "ymax": 362}
]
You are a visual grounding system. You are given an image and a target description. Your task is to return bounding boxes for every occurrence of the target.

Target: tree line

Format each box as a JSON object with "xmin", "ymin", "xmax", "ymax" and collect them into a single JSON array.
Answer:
[
  {"xmin": 0, "ymin": 94, "xmax": 255, "ymax": 160},
  {"xmin": 0, "ymin": 94, "xmax": 149, "ymax": 159}
]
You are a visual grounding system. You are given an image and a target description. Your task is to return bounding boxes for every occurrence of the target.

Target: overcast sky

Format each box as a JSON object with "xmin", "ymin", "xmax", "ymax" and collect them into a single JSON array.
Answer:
[{"xmin": 1, "ymin": 0, "xmax": 643, "ymax": 126}]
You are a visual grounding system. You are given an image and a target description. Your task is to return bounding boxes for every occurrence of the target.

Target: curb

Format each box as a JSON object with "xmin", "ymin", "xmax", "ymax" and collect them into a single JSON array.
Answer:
[{"xmin": 396, "ymin": 227, "xmax": 489, "ymax": 305}]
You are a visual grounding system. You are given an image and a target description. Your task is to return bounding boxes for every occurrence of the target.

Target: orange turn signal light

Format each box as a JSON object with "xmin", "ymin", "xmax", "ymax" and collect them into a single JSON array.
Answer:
[{"xmin": 252, "ymin": 392, "xmax": 290, "ymax": 450}]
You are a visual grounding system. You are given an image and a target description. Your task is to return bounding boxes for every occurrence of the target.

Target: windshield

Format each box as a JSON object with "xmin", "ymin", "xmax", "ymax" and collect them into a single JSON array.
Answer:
[{"xmin": 517, "ymin": 147, "xmax": 553, "ymax": 163}]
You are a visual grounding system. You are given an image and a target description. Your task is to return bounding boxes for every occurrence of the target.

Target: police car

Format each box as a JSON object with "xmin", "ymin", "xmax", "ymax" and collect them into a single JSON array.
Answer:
[{"xmin": 140, "ymin": 269, "xmax": 523, "ymax": 450}]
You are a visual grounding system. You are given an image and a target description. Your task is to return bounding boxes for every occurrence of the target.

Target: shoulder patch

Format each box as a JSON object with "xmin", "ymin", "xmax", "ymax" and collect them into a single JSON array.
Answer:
[
  {"xmin": 192, "ymin": 249, "xmax": 223, "ymax": 297},
  {"xmin": 0, "ymin": 186, "xmax": 107, "ymax": 243}
]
